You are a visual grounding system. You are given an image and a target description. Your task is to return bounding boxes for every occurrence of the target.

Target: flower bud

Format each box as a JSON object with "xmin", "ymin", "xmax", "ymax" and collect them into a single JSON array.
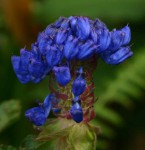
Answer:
[
  {"xmin": 63, "ymin": 36, "xmax": 79, "ymax": 61},
  {"xmin": 72, "ymin": 76, "xmax": 86, "ymax": 96},
  {"xmin": 25, "ymin": 107, "xmax": 46, "ymax": 126},
  {"xmin": 90, "ymin": 28, "xmax": 98, "ymax": 43},
  {"xmin": 53, "ymin": 66, "xmax": 71, "ymax": 86},
  {"xmin": 70, "ymin": 102, "xmax": 83, "ymax": 123},
  {"xmin": 96, "ymin": 29, "xmax": 111, "ymax": 53},
  {"xmin": 60, "ymin": 19, "xmax": 70, "ymax": 29},
  {"xmin": 101, "ymin": 46, "xmax": 133, "ymax": 64},
  {"xmin": 69, "ymin": 16, "xmax": 77, "ymax": 32},
  {"xmin": 37, "ymin": 33, "xmax": 52, "ymax": 55},
  {"xmin": 109, "ymin": 25, "xmax": 131, "ymax": 50},
  {"xmin": 28, "ymin": 60, "xmax": 48, "ymax": 83},
  {"xmin": 76, "ymin": 17, "xmax": 91, "ymax": 40},
  {"xmin": 46, "ymin": 45, "xmax": 62, "ymax": 68},
  {"xmin": 77, "ymin": 40, "xmax": 97, "ymax": 60},
  {"xmin": 12, "ymin": 56, "xmax": 31, "ymax": 84},
  {"xmin": 43, "ymin": 94, "xmax": 54, "ymax": 116},
  {"xmin": 56, "ymin": 29, "xmax": 68, "ymax": 45},
  {"xmin": 54, "ymin": 17, "xmax": 66, "ymax": 28},
  {"xmin": 93, "ymin": 19, "xmax": 107, "ymax": 30}
]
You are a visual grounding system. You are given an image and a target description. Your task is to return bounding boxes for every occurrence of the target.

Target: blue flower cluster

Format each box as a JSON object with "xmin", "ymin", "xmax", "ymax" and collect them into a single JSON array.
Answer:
[
  {"xmin": 25, "ymin": 67, "xmax": 86, "ymax": 125},
  {"xmin": 12, "ymin": 16, "xmax": 133, "ymax": 125},
  {"xmin": 12, "ymin": 16, "xmax": 133, "ymax": 85}
]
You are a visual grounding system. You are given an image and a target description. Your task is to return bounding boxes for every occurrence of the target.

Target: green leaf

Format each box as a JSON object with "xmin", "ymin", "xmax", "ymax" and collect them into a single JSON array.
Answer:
[
  {"xmin": 0, "ymin": 145, "xmax": 17, "ymax": 150},
  {"xmin": 0, "ymin": 100, "xmax": 21, "ymax": 132}
]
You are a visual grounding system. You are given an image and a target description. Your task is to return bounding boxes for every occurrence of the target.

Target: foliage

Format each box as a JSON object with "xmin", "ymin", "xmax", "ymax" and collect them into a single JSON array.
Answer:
[{"xmin": 0, "ymin": 100, "xmax": 21, "ymax": 133}]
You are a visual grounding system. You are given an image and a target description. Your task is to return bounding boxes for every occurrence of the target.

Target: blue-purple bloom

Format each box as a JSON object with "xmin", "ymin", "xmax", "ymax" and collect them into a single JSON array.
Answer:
[
  {"xmin": 25, "ymin": 107, "xmax": 47, "ymax": 126},
  {"xmin": 53, "ymin": 66, "xmax": 71, "ymax": 86},
  {"xmin": 12, "ymin": 16, "xmax": 133, "ymax": 125},
  {"xmin": 72, "ymin": 67, "xmax": 86, "ymax": 96},
  {"xmin": 70, "ymin": 102, "xmax": 83, "ymax": 123},
  {"xmin": 25, "ymin": 94, "xmax": 56, "ymax": 126},
  {"xmin": 12, "ymin": 16, "xmax": 132, "ymax": 85}
]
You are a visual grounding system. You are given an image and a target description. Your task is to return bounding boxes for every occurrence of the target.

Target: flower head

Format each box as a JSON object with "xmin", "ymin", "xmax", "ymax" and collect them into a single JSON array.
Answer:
[{"xmin": 12, "ymin": 16, "xmax": 133, "ymax": 125}]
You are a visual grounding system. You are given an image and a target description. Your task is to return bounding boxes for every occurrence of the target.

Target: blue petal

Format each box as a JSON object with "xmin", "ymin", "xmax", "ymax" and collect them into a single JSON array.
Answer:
[
  {"xmin": 11, "ymin": 54, "xmax": 31, "ymax": 84},
  {"xmin": 11, "ymin": 56, "xmax": 21, "ymax": 73},
  {"xmin": 76, "ymin": 17, "xmax": 91, "ymax": 40},
  {"xmin": 72, "ymin": 76, "xmax": 86, "ymax": 96},
  {"xmin": 101, "ymin": 47, "xmax": 133, "ymax": 64},
  {"xmin": 44, "ymin": 25, "xmax": 57, "ymax": 37},
  {"xmin": 25, "ymin": 107, "xmax": 46, "ymax": 126},
  {"xmin": 54, "ymin": 17, "xmax": 66, "ymax": 28},
  {"xmin": 43, "ymin": 94, "xmax": 55, "ymax": 117},
  {"xmin": 69, "ymin": 16, "xmax": 77, "ymax": 32},
  {"xmin": 28, "ymin": 60, "xmax": 49, "ymax": 83},
  {"xmin": 56, "ymin": 29, "xmax": 68, "ymax": 45},
  {"xmin": 93, "ymin": 19, "xmax": 108, "ymax": 30},
  {"xmin": 17, "ymin": 74, "xmax": 30, "ymax": 84},
  {"xmin": 120, "ymin": 25, "xmax": 131, "ymax": 45},
  {"xmin": 53, "ymin": 66, "xmax": 71, "ymax": 86},
  {"xmin": 46, "ymin": 46, "xmax": 62, "ymax": 68},
  {"xmin": 70, "ymin": 102, "xmax": 83, "ymax": 123},
  {"xmin": 20, "ymin": 49, "xmax": 31, "ymax": 74},
  {"xmin": 96, "ymin": 29, "xmax": 111, "ymax": 53},
  {"xmin": 109, "ymin": 25, "xmax": 131, "ymax": 50},
  {"xmin": 38, "ymin": 33, "xmax": 52, "ymax": 55},
  {"xmin": 60, "ymin": 19, "xmax": 70, "ymax": 29},
  {"xmin": 90, "ymin": 28, "xmax": 98, "ymax": 43},
  {"xmin": 63, "ymin": 36, "xmax": 79, "ymax": 61},
  {"xmin": 77, "ymin": 40, "xmax": 97, "ymax": 60}
]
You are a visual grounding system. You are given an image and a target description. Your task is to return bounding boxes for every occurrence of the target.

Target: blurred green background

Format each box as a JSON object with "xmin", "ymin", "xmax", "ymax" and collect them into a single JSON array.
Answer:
[{"xmin": 0, "ymin": 0, "xmax": 145, "ymax": 149}]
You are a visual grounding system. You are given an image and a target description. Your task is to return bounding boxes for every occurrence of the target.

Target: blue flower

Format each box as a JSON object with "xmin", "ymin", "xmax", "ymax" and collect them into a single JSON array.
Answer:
[
  {"xmin": 53, "ymin": 66, "xmax": 71, "ymax": 86},
  {"xmin": 96, "ymin": 29, "xmax": 111, "ymax": 53},
  {"xmin": 37, "ymin": 32, "xmax": 53, "ymax": 55},
  {"xmin": 72, "ymin": 67, "xmax": 86, "ymax": 96},
  {"xmin": 108, "ymin": 25, "xmax": 131, "ymax": 51},
  {"xmin": 90, "ymin": 28, "xmax": 98, "ymax": 43},
  {"xmin": 25, "ymin": 94, "xmax": 54, "ymax": 126},
  {"xmin": 11, "ymin": 48, "xmax": 50, "ymax": 84},
  {"xmin": 54, "ymin": 17, "xmax": 66, "ymax": 28},
  {"xmin": 69, "ymin": 16, "xmax": 77, "ymax": 32},
  {"xmin": 12, "ymin": 16, "xmax": 133, "ymax": 86},
  {"xmin": 93, "ymin": 19, "xmax": 107, "ymax": 30},
  {"xmin": 25, "ymin": 107, "xmax": 46, "ymax": 126},
  {"xmin": 77, "ymin": 40, "xmax": 97, "ymax": 60},
  {"xmin": 70, "ymin": 102, "xmax": 83, "ymax": 123},
  {"xmin": 76, "ymin": 17, "xmax": 91, "ymax": 40},
  {"xmin": 101, "ymin": 46, "xmax": 133, "ymax": 64},
  {"xmin": 46, "ymin": 45, "xmax": 63, "ymax": 68},
  {"xmin": 55, "ymin": 29, "xmax": 69, "ymax": 45},
  {"xmin": 43, "ymin": 94, "xmax": 54, "ymax": 116},
  {"xmin": 63, "ymin": 36, "xmax": 79, "ymax": 61}
]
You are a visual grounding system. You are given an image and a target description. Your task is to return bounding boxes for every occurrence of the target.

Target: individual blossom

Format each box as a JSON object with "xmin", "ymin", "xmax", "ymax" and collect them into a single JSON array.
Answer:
[
  {"xmin": 72, "ymin": 67, "xmax": 86, "ymax": 96},
  {"xmin": 25, "ymin": 94, "xmax": 56, "ymax": 126},
  {"xmin": 53, "ymin": 66, "xmax": 71, "ymax": 86},
  {"xmin": 70, "ymin": 102, "xmax": 83, "ymax": 123}
]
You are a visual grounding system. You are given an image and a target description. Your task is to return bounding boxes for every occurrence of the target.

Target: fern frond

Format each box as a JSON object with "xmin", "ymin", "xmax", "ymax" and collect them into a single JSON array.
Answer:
[{"xmin": 93, "ymin": 47, "xmax": 145, "ymax": 149}]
